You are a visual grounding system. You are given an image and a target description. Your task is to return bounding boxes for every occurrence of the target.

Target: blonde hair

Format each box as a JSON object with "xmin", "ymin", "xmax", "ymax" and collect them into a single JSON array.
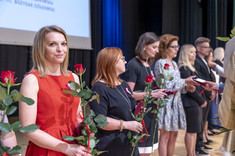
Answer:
[
  {"xmin": 178, "ymin": 44, "xmax": 196, "ymax": 72},
  {"xmin": 31, "ymin": 25, "xmax": 69, "ymax": 77},
  {"xmin": 213, "ymin": 47, "xmax": 224, "ymax": 61},
  {"xmin": 156, "ymin": 34, "xmax": 179, "ymax": 61},
  {"xmin": 92, "ymin": 47, "xmax": 123, "ymax": 88}
]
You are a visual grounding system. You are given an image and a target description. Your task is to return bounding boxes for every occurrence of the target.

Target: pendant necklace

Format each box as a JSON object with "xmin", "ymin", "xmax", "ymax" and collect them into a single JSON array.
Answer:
[{"xmin": 116, "ymin": 85, "xmax": 131, "ymax": 111}]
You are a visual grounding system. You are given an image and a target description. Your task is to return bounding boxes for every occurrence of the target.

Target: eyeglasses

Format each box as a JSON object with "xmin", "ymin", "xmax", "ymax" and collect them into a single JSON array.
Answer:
[
  {"xmin": 120, "ymin": 56, "xmax": 125, "ymax": 62},
  {"xmin": 168, "ymin": 45, "xmax": 180, "ymax": 50}
]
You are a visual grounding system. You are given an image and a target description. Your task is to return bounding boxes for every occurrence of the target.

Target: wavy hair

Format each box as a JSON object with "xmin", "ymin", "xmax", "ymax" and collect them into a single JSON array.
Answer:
[{"xmin": 156, "ymin": 34, "xmax": 179, "ymax": 61}]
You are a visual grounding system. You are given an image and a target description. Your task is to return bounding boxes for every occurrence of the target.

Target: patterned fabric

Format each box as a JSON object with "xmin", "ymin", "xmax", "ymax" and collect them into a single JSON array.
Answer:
[{"xmin": 154, "ymin": 58, "xmax": 186, "ymax": 131}]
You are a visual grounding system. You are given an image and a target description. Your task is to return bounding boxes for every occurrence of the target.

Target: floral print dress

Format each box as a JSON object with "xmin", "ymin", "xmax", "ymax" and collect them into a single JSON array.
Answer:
[{"xmin": 154, "ymin": 58, "xmax": 187, "ymax": 131}]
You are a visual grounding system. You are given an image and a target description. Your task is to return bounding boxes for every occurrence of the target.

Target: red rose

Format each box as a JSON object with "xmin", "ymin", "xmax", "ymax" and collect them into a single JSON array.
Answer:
[
  {"xmin": 145, "ymin": 75, "xmax": 153, "ymax": 83},
  {"xmin": 164, "ymin": 63, "xmax": 170, "ymax": 70},
  {"xmin": 0, "ymin": 71, "xmax": 17, "ymax": 84},
  {"xmin": 74, "ymin": 64, "xmax": 84, "ymax": 74},
  {"xmin": 134, "ymin": 100, "xmax": 144, "ymax": 116}
]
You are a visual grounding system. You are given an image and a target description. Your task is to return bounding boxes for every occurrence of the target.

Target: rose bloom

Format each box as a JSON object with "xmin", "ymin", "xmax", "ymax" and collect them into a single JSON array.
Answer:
[
  {"xmin": 74, "ymin": 64, "xmax": 84, "ymax": 74},
  {"xmin": 0, "ymin": 71, "xmax": 17, "ymax": 84},
  {"xmin": 145, "ymin": 75, "xmax": 153, "ymax": 83},
  {"xmin": 164, "ymin": 63, "xmax": 170, "ymax": 70}
]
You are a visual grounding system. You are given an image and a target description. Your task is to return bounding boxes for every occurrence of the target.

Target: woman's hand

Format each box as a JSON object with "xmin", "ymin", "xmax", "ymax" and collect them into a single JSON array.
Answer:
[
  {"xmin": 186, "ymin": 84, "xmax": 196, "ymax": 93},
  {"xmin": 64, "ymin": 144, "xmax": 92, "ymax": 156},
  {"xmin": 123, "ymin": 121, "xmax": 143, "ymax": 133},
  {"xmin": 200, "ymin": 101, "xmax": 207, "ymax": 108},
  {"xmin": 151, "ymin": 89, "xmax": 167, "ymax": 98},
  {"xmin": 185, "ymin": 76, "xmax": 198, "ymax": 85}
]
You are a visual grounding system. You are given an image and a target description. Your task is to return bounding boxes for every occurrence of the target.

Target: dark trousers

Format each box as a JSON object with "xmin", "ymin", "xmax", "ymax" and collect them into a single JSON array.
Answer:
[{"xmin": 196, "ymin": 101, "xmax": 211, "ymax": 151}]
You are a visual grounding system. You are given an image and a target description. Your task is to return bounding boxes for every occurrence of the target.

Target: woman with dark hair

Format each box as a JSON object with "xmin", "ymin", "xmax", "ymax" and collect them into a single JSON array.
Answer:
[
  {"xmin": 89, "ymin": 47, "xmax": 142, "ymax": 156},
  {"xmin": 154, "ymin": 34, "xmax": 196, "ymax": 156},
  {"xmin": 124, "ymin": 32, "xmax": 166, "ymax": 156},
  {"xmin": 19, "ymin": 25, "xmax": 90, "ymax": 156}
]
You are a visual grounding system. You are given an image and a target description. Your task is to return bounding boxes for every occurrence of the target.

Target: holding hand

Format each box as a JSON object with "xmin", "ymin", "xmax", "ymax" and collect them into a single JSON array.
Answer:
[
  {"xmin": 123, "ymin": 121, "xmax": 143, "ymax": 133},
  {"xmin": 151, "ymin": 89, "xmax": 167, "ymax": 98},
  {"xmin": 185, "ymin": 75, "xmax": 199, "ymax": 85},
  {"xmin": 64, "ymin": 144, "xmax": 92, "ymax": 156},
  {"xmin": 203, "ymin": 81, "xmax": 217, "ymax": 91},
  {"xmin": 186, "ymin": 84, "xmax": 196, "ymax": 93},
  {"xmin": 200, "ymin": 101, "xmax": 207, "ymax": 108}
]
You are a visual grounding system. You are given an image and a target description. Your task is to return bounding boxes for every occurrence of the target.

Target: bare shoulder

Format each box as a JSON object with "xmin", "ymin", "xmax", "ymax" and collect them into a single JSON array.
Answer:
[{"xmin": 21, "ymin": 74, "xmax": 39, "ymax": 92}]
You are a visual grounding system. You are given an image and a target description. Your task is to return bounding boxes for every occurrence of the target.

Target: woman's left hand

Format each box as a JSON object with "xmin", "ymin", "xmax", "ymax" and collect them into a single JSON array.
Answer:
[{"xmin": 186, "ymin": 84, "xmax": 196, "ymax": 93}]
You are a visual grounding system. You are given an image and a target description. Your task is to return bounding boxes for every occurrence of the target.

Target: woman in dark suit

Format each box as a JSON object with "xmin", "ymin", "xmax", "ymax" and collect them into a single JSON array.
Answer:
[{"xmin": 178, "ymin": 44, "xmax": 207, "ymax": 156}]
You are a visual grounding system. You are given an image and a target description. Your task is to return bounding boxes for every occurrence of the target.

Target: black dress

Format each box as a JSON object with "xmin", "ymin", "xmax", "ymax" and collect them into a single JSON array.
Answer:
[
  {"xmin": 89, "ymin": 81, "xmax": 139, "ymax": 156},
  {"xmin": 124, "ymin": 57, "xmax": 158, "ymax": 151},
  {"xmin": 179, "ymin": 66, "xmax": 206, "ymax": 133}
]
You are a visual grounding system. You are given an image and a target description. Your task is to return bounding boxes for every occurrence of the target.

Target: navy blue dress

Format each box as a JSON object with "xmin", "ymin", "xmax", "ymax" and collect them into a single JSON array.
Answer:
[{"xmin": 89, "ymin": 81, "xmax": 139, "ymax": 156}]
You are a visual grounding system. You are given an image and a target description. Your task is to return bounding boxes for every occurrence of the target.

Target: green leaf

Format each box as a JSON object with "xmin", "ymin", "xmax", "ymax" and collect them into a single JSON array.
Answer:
[
  {"xmin": 83, "ymin": 115, "xmax": 92, "ymax": 124},
  {"xmin": 0, "ymin": 85, "xmax": 7, "ymax": 100},
  {"xmin": 127, "ymin": 131, "xmax": 132, "ymax": 139},
  {"xmin": 81, "ymin": 127, "xmax": 87, "ymax": 136},
  {"xmin": 90, "ymin": 109, "xmax": 96, "ymax": 117},
  {"xmin": 91, "ymin": 149, "xmax": 98, "ymax": 155},
  {"xmin": 230, "ymin": 34, "xmax": 235, "ymax": 38},
  {"xmin": 0, "ymin": 146, "xmax": 10, "ymax": 152},
  {"xmin": 83, "ymin": 89, "xmax": 92, "ymax": 99},
  {"xmin": 89, "ymin": 94, "xmax": 97, "ymax": 102},
  {"xmin": 231, "ymin": 26, "xmax": 235, "ymax": 35},
  {"xmin": 3, "ymin": 95, "xmax": 13, "ymax": 106},
  {"xmin": 0, "ymin": 122, "xmax": 12, "ymax": 132},
  {"xmin": 89, "ymin": 122, "xmax": 98, "ymax": 133},
  {"xmin": 11, "ymin": 121, "xmax": 21, "ymax": 131},
  {"xmin": 75, "ymin": 135, "xmax": 86, "ymax": 142},
  {"xmin": 89, "ymin": 138, "xmax": 96, "ymax": 149},
  {"xmin": 68, "ymin": 81, "xmax": 80, "ymax": 91},
  {"xmin": 62, "ymin": 136, "xmax": 76, "ymax": 141},
  {"xmin": 10, "ymin": 89, "xmax": 22, "ymax": 102},
  {"xmin": 63, "ymin": 90, "xmax": 76, "ymax": 96},
  {"xmin": 216, "ymin": 37, "xmax": 230, "ymax": 42},
  {"xmin": 94, "ymin": 114, "xmax": 109, "ymax": 128},
  {"xmin": 19, "ymin": 124, "xmax": 39, "ymax": 133},
  {"xmin": 6, "ymin": 105, "xmax": 17, "ymax": 115},
  {"xmin": 7, "ymin": 145, "xmax": 22, "ymax": 155},
  {"xmin": 159, "ymin": 73, "xmax": 164, "ymax": 79},
  {"xmin": 20, "ymin": 96, "xmax": 34, "ymax": 105},
  {"xmin": 96, "ymin": 93, "xmax": 100, "ymax": 104}
]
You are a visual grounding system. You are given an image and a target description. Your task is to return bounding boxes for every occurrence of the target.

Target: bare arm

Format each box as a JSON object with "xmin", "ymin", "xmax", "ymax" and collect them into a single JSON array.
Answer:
[
  {"xmin": 127, "ymin": 82, "xmax": 166, "ymax": 101},
  {"xmin": 19, "ymin": 74, "xmax": 89, "ymax": 156},
  {"xmin": 101, "ymin": 117, "xmax": 143, "ymax": 133}
]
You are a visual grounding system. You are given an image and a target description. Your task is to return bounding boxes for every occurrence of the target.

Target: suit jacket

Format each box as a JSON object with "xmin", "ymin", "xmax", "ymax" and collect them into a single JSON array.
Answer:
[
  {"xmin": 194, "ymin": 55, "xmax": 212, "ymax": 100},
  {"xmin": 179, "ymin": 66, "xmax": 206, "ymax": 107},
  {"xmin": 219, "ymin": 36, "xmax": 235, "ymax": 129}
]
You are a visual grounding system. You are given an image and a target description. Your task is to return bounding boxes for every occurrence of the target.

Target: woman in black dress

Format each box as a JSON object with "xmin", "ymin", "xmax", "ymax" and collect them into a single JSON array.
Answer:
[
  {"xmin": 89, "ymin": 47, "xmax": 143, "ymax": 156},
  {"xmin": 124, "ymin": 32, "xmax": 166, "ymax": 155},
  {"xmin": 178, "ymin": 44, "xmax": 207, "ymax": 156}
]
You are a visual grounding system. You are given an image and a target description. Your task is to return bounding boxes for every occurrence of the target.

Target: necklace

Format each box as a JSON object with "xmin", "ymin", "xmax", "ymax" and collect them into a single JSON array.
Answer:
[
  {"xmin": 116, "ymin": 85, "xmax": 131, "ymax": 110},
  {"xmin": 46, "ymin": 72, "xmax": 61, "ymax": 76}
]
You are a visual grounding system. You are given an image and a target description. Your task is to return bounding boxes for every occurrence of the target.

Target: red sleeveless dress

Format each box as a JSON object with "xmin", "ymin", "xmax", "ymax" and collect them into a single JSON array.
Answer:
[{"xmin": 25, "ymin": 71, "xmax": 80, "ymax": 156}]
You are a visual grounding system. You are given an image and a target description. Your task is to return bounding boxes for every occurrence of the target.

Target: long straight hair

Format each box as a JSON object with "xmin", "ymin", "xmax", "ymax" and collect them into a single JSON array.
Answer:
[
  {"xmin": 92, "ymin": 47, "xmax": 123, "ymax": 88},
  {"xmin": 31, "ymin": 25, "xmax": 69, "ymax": 77},
  {"xmin": 178, "ymin": 44, "xmax": 196, "ymax": 72}
]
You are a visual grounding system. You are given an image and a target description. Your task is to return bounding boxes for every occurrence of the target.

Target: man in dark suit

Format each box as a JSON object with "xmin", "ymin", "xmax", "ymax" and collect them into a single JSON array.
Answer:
[{"xmin": 194, "ymin": 37, "xmax": 215, "ymax": 156}]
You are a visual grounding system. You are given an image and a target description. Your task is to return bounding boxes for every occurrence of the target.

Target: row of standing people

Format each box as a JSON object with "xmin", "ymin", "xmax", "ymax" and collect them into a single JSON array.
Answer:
[{"xmin": 1, "ymin": 25, "xmax": 222, "ymax": 156}]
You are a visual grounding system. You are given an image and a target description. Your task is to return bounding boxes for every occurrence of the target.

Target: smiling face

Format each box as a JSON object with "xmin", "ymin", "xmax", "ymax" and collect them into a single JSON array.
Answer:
[
  {"xmin": 166, "ymin": 40, "xmax": 179, "ymax": 59},
  {"xmin": 144, "ymin": 41, "xmax": 160, "ymax": 59},
  {"xmin": 44, "ymin": 32, "xmax": 68, "ymax": 66}
]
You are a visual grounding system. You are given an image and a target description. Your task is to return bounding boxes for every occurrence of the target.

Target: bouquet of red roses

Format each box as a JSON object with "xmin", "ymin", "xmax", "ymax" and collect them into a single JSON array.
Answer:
[
  {"xmin": 62, "ymin": 64, "xmax": 108, "ymax": 156},
  {"xmin": 0, "ymin": 71, "xmax": 39, "ymax": 155}
]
